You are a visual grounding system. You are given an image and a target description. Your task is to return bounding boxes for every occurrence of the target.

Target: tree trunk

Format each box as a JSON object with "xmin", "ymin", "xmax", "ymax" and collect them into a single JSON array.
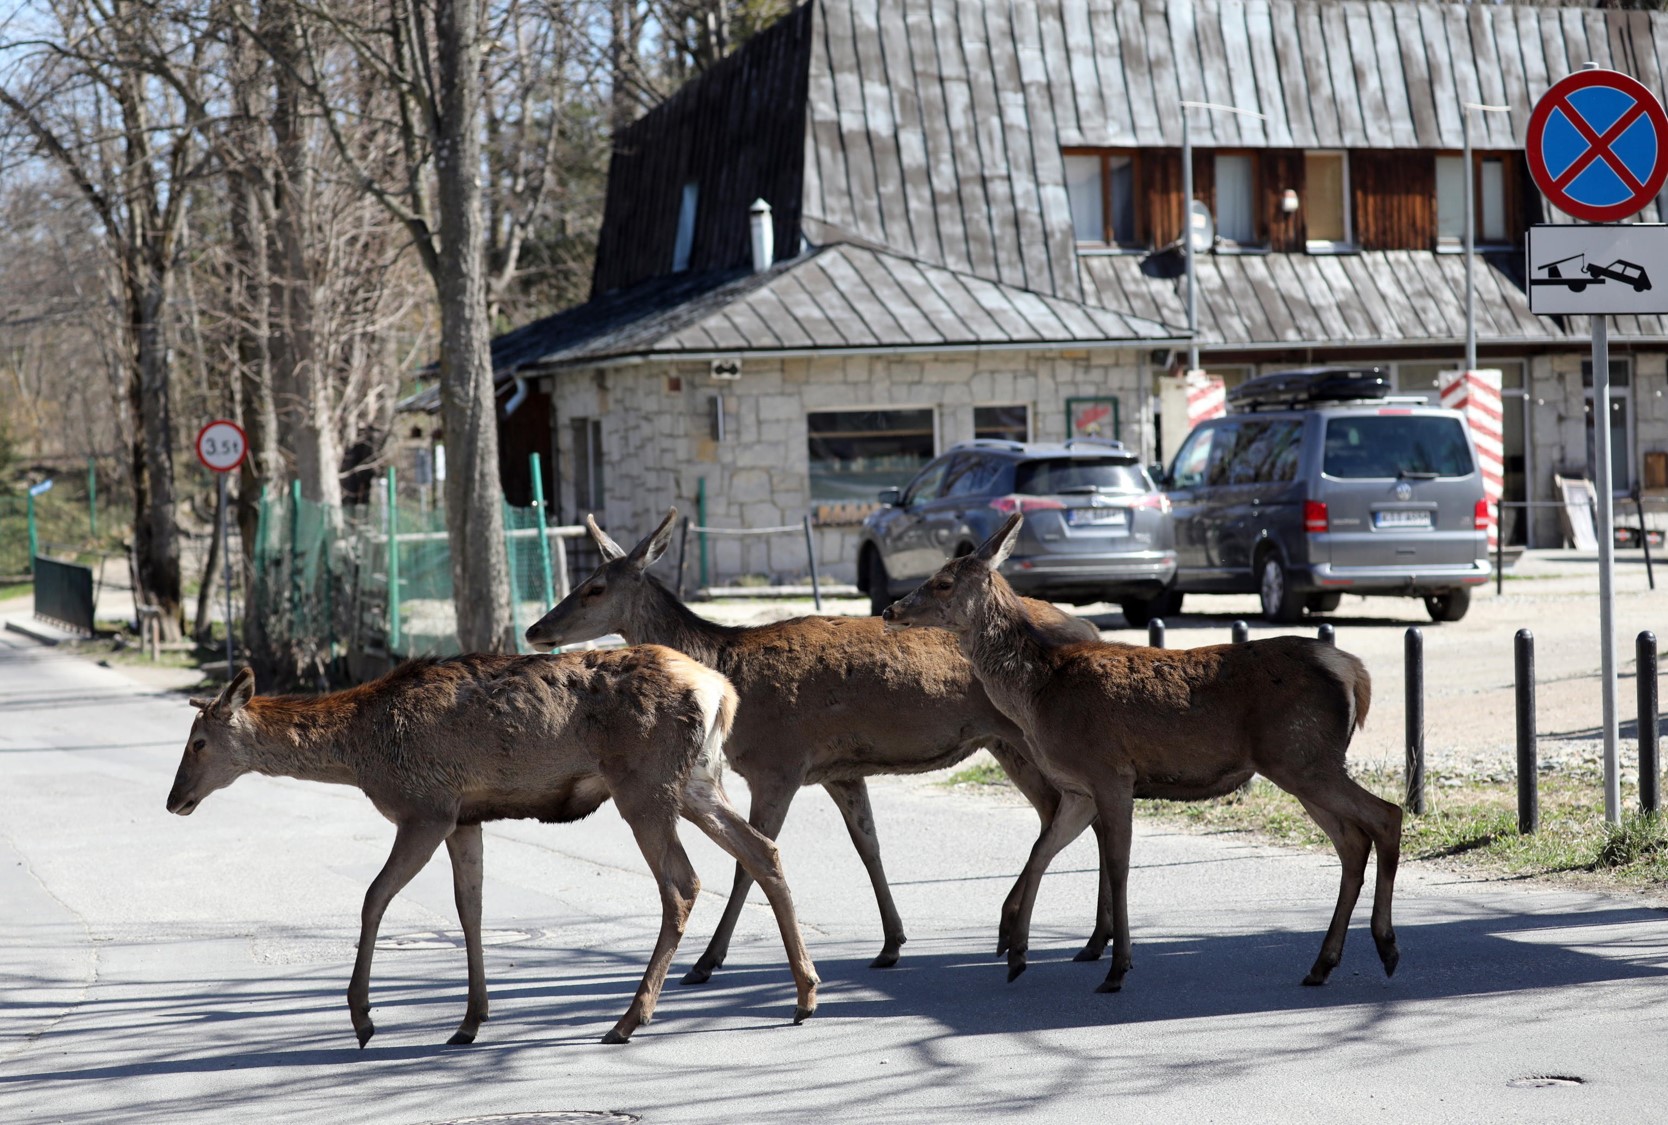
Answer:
[
  {"xmin": 130, "ymin": 257, "xmax": 184, "ymax": 639},
  {"xmin": 434, "ymin": 0, "xmax": 513, "ymax": 654}
]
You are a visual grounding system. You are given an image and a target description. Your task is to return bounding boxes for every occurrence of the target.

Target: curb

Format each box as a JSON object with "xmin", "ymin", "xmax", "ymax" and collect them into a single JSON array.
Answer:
[{"xmin": 3, "ymin": 618, "xmax": 68, "ymax": 646}]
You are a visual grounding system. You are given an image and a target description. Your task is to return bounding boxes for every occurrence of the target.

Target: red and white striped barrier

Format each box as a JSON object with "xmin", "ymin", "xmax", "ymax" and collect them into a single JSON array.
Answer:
[
  {"xmin": 1184, "ymin": 369, "xmax": 1227, "ymax": 429},
  {"xmin": 1439, "ymin": 369, "xmax": 1504, "ymax": 547}
]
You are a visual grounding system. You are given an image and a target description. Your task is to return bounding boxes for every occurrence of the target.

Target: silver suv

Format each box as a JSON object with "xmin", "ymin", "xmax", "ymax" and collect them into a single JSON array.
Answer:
[
  {"xmin": 858, "ymin": 439, "xmax": 1177, "ymax": 618},
  {"xmin": 1161, "ymin": 369, "xmax": 1491, "ymax": 623}
]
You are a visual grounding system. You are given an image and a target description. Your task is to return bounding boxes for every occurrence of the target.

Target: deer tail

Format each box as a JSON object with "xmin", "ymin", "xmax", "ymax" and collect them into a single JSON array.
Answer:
[
  {"xmin": 667, "ymin": 653, "xmax": 738, "ymax": 784},
  {"xmin": 1311, "ymin": 643, "xmax": 1372, "ymax": 737}
]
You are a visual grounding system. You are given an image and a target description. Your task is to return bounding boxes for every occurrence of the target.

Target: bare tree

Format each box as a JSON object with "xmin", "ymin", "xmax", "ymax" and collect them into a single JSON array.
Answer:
[{"xmin": 0, "ymin": 0, "xmax": 217, "ymax": 635}]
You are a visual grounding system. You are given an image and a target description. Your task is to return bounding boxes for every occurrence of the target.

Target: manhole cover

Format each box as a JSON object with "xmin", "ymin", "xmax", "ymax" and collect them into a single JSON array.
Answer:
[
  {"xmin": 1507, "ymin": 1075, "xmax": 1585, "ymax": 1088},
  {"xmin": 417, "ymin": 1115, "xmax": 639, "ymax": 1125},
  {"xmin": 379, "ymin": 930, "xmax": 534, "ymax": 951}
]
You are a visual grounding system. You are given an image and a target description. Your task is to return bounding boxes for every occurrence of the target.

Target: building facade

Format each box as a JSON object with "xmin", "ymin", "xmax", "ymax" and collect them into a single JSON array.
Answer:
[{"xmin": 425, "ymin": 0, "xmax": 1668, "ymax": 583}]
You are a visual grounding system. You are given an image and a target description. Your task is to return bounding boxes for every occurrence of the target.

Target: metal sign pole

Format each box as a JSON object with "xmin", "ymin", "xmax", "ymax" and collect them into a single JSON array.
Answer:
[
  {"xmin": 1593, "ymin": 315, "xmax": 1621, "ymax": 823},
  {"xmin": 1182, "ymin": 109, "xmax": 1196, "ymax": 372},
  {"xmin": 220, "ymin": 472, "xmax": 234, "ymax": 674}
]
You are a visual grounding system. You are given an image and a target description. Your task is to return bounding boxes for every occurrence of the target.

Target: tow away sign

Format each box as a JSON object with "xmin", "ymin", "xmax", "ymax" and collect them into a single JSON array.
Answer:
[{"xmin": 1526, "ymin": 223, "xmax": 1668, "ymax": 315}]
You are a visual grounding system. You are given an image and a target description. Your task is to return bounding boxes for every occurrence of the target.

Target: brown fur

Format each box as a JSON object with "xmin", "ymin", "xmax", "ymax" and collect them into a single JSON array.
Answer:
[
  {"xmin": 167, "ymin": 648, "xmax": 817, "ymax": 1046},
  {"xmin": 883, "ymin": 512, "xmax": 1402, "ymax": 992},
  {"xmin": 524, "ymin": 510, "xmax": 1117, "ymax": 980}
]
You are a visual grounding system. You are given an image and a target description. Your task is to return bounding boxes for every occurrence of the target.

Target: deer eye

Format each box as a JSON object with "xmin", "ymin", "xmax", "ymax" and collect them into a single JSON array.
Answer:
[
  {"xmin": 933, "ymin": 580, "xmax": 953, "ymax": 591},
  {"xmin": 192, "ymin": 739, "xmax": 205, "ymax": 752},
  {"xmin": 584, "ymin": 585, "xmax": 605, "ymax": 598}
]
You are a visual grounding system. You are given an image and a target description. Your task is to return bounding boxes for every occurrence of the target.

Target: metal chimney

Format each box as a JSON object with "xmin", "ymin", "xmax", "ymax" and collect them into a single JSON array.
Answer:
[{"xmin": 749, "ymin": 198, "xmax": 774, "ymax": 273}]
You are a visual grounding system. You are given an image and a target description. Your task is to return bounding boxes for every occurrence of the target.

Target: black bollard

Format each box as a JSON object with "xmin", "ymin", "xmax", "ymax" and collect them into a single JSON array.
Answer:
[
  {"xmin": 1317, "ymin": 623, "xmax": 1335, "ymax": 645},
  {"xmin": 1231, "ymin": 619, "xmax": 1249, "ymax": 644},
  {"xmin": 1515, "ymin": 629, "xmax": 1538, "ymax": 835},
  {"xmin": 1148, "ymin": 618, "xmax": 1165, "ymax": 649},
  {"xmin": 1640, "ymin": 631, "xmax": 1659, "ymax": 815},
  {"xmin": 1405, "ymin": 627, "xmax": 1425, "ymax": 815}
]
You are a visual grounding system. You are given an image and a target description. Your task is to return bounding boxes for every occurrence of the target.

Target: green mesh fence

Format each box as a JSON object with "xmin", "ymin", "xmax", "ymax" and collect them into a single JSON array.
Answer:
[{"xmin": 251, "ymin": 477, "xmax": 585, "ymax": 669}]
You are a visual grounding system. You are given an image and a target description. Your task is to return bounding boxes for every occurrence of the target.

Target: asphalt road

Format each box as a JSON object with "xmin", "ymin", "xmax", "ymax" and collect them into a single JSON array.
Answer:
[{"xmin": 2, "ymin": 629, "xmax": 1666, "ymax": 1124}]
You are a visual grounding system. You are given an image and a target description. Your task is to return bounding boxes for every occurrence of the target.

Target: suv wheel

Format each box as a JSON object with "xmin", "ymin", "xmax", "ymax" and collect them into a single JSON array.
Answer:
[
  {"xmin": 1306, "ymin": 592, "xmax": 1342, "ymax": 613},
  {"xmin": 1424, "ymin": 589, "xmax": 1471, "ymax": 623},
  {"xmin": 1120, "ymin": 589, "xmax": 1183, "ymax": 628},
  {"xmin": 867, "ymin": 551, "xmax": 893, "ymax": 617},
  {"xmin": 1258, "ymin": 554, "xmax": 1305, "ymax": 624}
]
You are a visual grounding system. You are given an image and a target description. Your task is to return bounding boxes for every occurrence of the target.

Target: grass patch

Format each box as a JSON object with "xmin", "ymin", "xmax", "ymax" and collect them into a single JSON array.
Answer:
[
  {"xmin": 946, "ymin": 760, "xmax": 1010, "ymax": 788},
  {"xmin": 0, "ymin": 581, "xmax": 31, "ymax": 601},
  {"xmin": 949, "ymin": 763, "xmax": 1668, "ymax": 894}
]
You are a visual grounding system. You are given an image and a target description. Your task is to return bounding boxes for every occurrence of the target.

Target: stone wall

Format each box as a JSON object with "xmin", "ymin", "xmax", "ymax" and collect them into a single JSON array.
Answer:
[{"xmin": 543, "ymin": 347, "xmax": 1151, "ymax": 586}]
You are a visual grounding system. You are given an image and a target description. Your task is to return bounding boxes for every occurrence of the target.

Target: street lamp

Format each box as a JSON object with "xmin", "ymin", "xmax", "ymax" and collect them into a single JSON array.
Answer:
[
  {"xmin": 1181, "ymin": 101, "xmax": 1267, "ymax": 372},
  {"xmin": 1462, "ymin": 101, "xmax": 1512, "ymax": 372}
]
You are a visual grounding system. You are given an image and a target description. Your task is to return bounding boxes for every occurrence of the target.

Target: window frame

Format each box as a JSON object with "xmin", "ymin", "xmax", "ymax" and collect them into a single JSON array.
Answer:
[
  {"xmin": 973, "ymin": 402, "xmax": 1032, "ymax": 443},
  {"xmin": 1302, "ymin": 149, "xmax": 1354, "ymax": 254},
  {"xmin": 1061, "ymin": 147, "xmax": 1142, "ymax": 251},
  {"xmin": 806, "ymin": 405, "xmax": 940, "ymax": 504},
  {"xmin": 1211, "ymin": 150, "xmax": 1261, "ymax": 250},
  {"xmin": 1434, "ymin": 151, "xmax": 1515, "ymax": 252}
]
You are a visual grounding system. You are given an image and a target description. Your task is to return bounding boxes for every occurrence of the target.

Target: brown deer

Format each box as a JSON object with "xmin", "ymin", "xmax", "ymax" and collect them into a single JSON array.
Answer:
[
  {"xmin": 165, "ymin": 652, "xmax": 818, "ymax": 1046},
  {"xmin": 882, "ymin": 513, "xmax": 1401, "ymax": 993},
  {"xmin": 524, "ymin": 509, "xmax": 1111, "ymax": 984}
]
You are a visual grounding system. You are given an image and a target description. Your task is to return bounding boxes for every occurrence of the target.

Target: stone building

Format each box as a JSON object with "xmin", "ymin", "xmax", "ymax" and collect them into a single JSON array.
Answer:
[{"xmin": 445, "ymin": 0, "xmax": 1668, "ymax": 583}]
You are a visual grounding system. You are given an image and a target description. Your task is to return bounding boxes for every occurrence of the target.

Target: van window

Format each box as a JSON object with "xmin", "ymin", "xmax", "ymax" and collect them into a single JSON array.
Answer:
[
  {"xmin": 1323, "ymin": 416, "xmax": 1474, "ymax": 478},
  {"xmin": 1169, "ymin": 427, "xmax": 1215, "ymax": 489},
  {"xmin": 1015, "ymin": 458, "xmax": 1146, "ymax": 495}
]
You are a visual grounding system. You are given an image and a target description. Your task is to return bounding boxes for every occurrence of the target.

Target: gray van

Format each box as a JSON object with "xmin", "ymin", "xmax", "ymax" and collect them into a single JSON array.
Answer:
[{"xmin": 1161, "ymin": 368, "xmax": 1491, "ymax": 623}]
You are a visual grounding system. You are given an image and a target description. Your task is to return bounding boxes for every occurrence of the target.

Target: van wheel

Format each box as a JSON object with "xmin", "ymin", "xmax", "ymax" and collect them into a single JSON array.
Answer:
[
  {"xmin": 1259, "ymin": 555, "xmax": 1305, "ymax": 624},
  {"xmin": 867, "ymin": 552, "xmax": 893, "ymax": 617},
  {"xmin": 1424, "ymin": 589, "xmax": 1471, "ymax": 623}
]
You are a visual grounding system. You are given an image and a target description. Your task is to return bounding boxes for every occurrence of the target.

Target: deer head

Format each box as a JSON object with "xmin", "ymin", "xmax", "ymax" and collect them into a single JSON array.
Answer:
[
  {"xmin": 524, "ymin": 509, "xmax": 679, "ymax": 651},
  {"xmin": 167, "ymin": 667, "xmax": 258, "ymax": 815},
  {"xmin": 881, "ymin": 513, "xmax": 1022, "ymax": 636}
]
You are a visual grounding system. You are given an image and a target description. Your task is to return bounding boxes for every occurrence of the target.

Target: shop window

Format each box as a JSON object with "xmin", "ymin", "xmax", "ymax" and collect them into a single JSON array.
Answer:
[{"xmin": 807, "ymin": 409, "xmax": 936, "ymax": 501}]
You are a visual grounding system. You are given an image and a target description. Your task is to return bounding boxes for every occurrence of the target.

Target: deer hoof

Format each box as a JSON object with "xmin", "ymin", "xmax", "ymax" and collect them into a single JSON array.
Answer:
[
  {"xmin": 793, "ymin": 1005, "xmax": 815, "ymax": 1025},
  {"xmin": 680, "ymin": 965, "xmax": 714, "ymax": 986},
  {"xmin": 1301, "ymin": 969, "xmax": 1330, "ymax": 987},
  {"xmin": 869, "ymin": 951, "xmax": 900, "ymax": 969},
  {"xmin": 1072, "ymin": 941, "xmax": 1106, "ymax": 963},
  {"xmin": 601, "ymin": 1028, "xmax": 632, "ymax": 1044},
  {"xmin": 1006, "ymin": 953, "xmax": 1027, "ymax": 983},
  {"xmin": 446, "ymin": 1030, "xmax": 477, "ymax": 1046},
  {"xmin": 1094, "ymin": 979, "xmax": 1122, "ymax": 994},
  {"xmin": 354, "ymin": 1021, "xmax": 375, "ymax": 1049},
  {"xmin": 1379, "ymin": 946, "xmax": 1400, "ymax": 978}
]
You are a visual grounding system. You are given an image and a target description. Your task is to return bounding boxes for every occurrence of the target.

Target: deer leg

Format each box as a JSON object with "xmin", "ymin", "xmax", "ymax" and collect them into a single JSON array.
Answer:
[
  {"xmin": 1074, "ymin": 816, "xmax": 1116, "ymax": 963},
  {"xmin": 348, "ymin": 819, "xmax": 452, "ymax": 1048},
  {"xmin": 605, "ymin": 806, "xmax": 699, "ymax": 1044},
  {"xmin": 822, "ymin": 778, "xmax": 907, "ymax": 968},
  {"xmin": 443, "ymin": 822, "xmax": 488, "ymax": 1045},
  {"xmin": 683, "ymin": 776, "xmax": 819, "ymax": 1024},
  {"xmin": 1091, "ymin": 780, "xmax": 1136, "ymax": 994},
  {"xmin": 682, "ymin": 777, "xmax": 794, "ymax": 986},
  {"xmin": 1004, "ymin": 790, "xmax": 1097, "ymax": 983}
]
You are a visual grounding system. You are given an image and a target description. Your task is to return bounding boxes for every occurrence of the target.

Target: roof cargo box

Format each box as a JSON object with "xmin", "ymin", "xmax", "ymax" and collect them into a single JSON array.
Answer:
[{"xmin": 1226, "ymin": 367, "xmax": 1392, "ymax": 412}]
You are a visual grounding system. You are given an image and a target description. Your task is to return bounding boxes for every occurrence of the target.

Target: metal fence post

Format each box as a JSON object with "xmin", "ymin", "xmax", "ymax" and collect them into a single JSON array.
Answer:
[
  {"xmin": 696, "ymin": 477, "xmax": 709, "ymax": 591},
  {"xmin": 530, "ymin": 453, "xmax": 556, "ymax": 609},
  {"xmin": 1405, "ymin": 626, "xmax": 1426, "ymax": 815},
  {"xmin": 26, "ymin": 489, "xmax": 37, "ymax": 574},
  {"xmin": 88, "ymin": 456, "xmax": 97, "ymax": 539},
  {"xmin": 386, "ymin": 468, "xmax": 401, "ymax": 654},
  {"xmin": 1637, "ymin": 491, "xmax": 1656, "ymax": 591},
  {"xmin": 1639, "ymin": 631, "xmax": 1659, "ymax": 815},
  {"xmin": 1231, "ymin": 619, "xmax": 1249, "ymax": 643},
  {"xmin": 1317, "ymin": 623, "xmax": 1335, "ymax": 645},
  {"xmin": 802, "ymin": 514, "xmax": 823, "ymax": 612},
  {"xmin": 1495, "ymin": 501, "xmax": 1504, "ymax": 597},
  {"xmin": 1516, "ymin": 629, "xmax": 1538, "ymax": 834},
  {"xmin": 288, "ymin": 479, "xmax": 302, "ymax": 625},
  {"xmin": 1148, "ymin": 619, "xmax": 1165, "ymax": 649}
]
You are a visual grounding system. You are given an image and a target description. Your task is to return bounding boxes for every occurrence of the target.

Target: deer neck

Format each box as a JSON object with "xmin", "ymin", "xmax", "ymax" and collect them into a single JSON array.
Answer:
[
  {"xmin": 239, "ymin": 698, "xmax": 361, "ymax": 787},
  {"xmin": 618, "ymin": 579, "xmax": 733, "ymax": 667},
  {"xmin": 963, "ymin": 581, "xmax": 1051, "ymax": 697}
]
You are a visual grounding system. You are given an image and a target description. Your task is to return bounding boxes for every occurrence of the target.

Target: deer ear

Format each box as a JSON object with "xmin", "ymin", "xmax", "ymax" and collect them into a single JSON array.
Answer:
[
  {"xmin": 188, "ymin": 696, "xmax": 215, "ymax": 711},
  {"xmin": 627, "ymin": 508, "xmax": 679, "ymax": 571},
  {"xmin": 216, "ymin": 667, "xmax": 256, "ymax": 715},
  {"xmin": 975, "ymin": 513, "xmax": 1023, "ymax": 570},
  {"xmin": 587, "ymin": 514, "xmax": 627, "ymax": 562}
]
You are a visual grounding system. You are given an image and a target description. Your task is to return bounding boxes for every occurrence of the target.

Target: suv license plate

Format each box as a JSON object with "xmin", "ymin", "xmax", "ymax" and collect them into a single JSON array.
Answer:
[
  {"xmin": 1067, "ymin": 508, "xmax": 1128, "ymax": 527},
  {"xmin": 1374, "ymin": 509, "xmax": 1432, "ymax": 529}
]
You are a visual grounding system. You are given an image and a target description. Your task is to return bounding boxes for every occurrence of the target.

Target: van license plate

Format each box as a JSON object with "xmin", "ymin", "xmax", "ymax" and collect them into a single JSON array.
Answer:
[
  {"xmin": 1068, "ymin": 508, "xmax": 1128, "ymax": 527},
  {"xmin": 1374, "ymin": 510, "xmax": 1432, "ymax": 529}
]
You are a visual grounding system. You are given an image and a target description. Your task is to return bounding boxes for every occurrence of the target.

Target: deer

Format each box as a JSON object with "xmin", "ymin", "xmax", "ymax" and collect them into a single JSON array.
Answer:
[
  {"xmin": 523, "ymin": 509, "xmax": 1113, "ymax": 986},
  {"xmin": 881, "ymin": 512, "xmax": 1402, "ymax": 994},
  {"xmin": 165, "ymin": 651, "xmax": 819, "ymax": 1047}
]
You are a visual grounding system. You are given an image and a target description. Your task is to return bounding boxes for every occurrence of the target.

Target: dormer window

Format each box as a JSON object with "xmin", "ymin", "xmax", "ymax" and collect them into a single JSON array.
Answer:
[
  {"xmin": 1436, "ymin": 154, "xmax": 1510, "ymax": 249},
  {"xmin": 1064, "ymin": 149, "xmax": 1137, "ymax": 248},
  {"xmin": 1213, "ymin": 153, "xmax": 1256, "ymax": 247},
  {"xmin": 672, "ymin": 181, "xmax": 698, "ymax": 272},
  {"xmin": 1303, "ymin": 151, "xmax": 1352, "ymax": 252}
]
